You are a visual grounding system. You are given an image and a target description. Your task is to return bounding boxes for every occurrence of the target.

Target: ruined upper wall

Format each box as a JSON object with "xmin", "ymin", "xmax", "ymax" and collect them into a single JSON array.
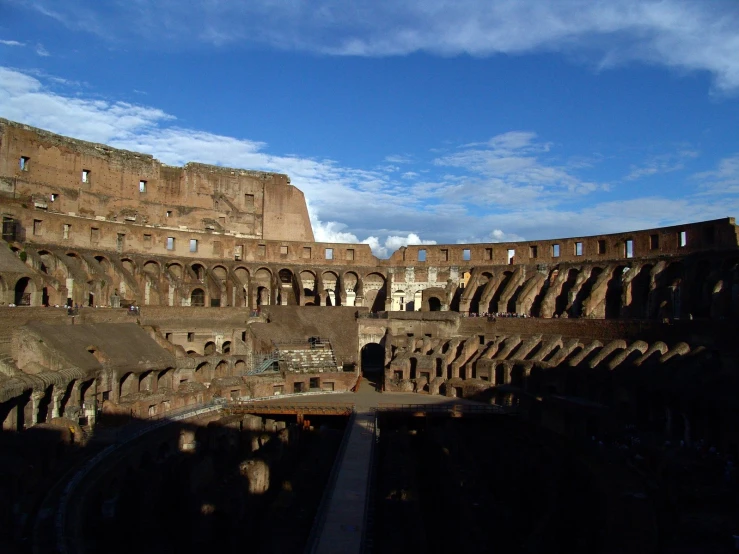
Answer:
[
  {"xmin": 386, "ymin": 218, "xmax": 739, "ymax": 265},
  {"xmin": 0, "ymin": 118, "xmax": 314, "ymax": 242}
]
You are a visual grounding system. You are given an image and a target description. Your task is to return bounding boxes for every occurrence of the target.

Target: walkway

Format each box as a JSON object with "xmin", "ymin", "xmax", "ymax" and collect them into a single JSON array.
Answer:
[{"xmin": 303, "ymin": 376, "xmax": 479, "ymax": 554}]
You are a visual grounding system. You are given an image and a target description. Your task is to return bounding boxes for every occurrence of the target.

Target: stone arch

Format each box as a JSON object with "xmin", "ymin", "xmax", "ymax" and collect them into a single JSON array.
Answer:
[
  {"xmin": 470, "ymin": 271, "xmax": 492, "ymax": 314},
  {"xmin": 629, "ymin": 264, "xmax": 653, "ymax": 318},
  {"xmin": 204, "ymin": 341, "xmax": 216, "ymax": 356},
  {"xmin": 254, "ymin": 268, "xmax": 272, "ymax": 307},
  {"xmin": 363, "ymin": 272, "xmax": 387, "ymax": 312},
  {"xmin": 343, "ymin": 271, "xmax": 359, "ymax": 306},
  {"xmin": 234, "ymin": 359, "xmax": 246, "ymax": 374},
  {"xmin": 190, "ymin": 263, "xmax": 206, "ymax": 281},
  {"xmin": 120, "ymin": 257, "xmax": 136, "ymax": 275},
  {"xmin": 166, "ymin": 262, "xmax": 183, "ymax": 279},
  {"xmin": 555, "ymin": 268, "xmax": 579, "ymax": 316},
  {"xmin": 222, "ymin": 341, "xmax": 232, "ymax": 354},
  {"xmin": 195, "ymin": 362, "xmax": 210, "ymax": 381},
  {"xmin": 361, "ymin": 343, "xmax": 384, "ymax": 375},
  {"xmin": 142, "ymin": 260, "xmax": 160, "ymax": 277},
  {"xmin": 429, "ymin": 297, "xmax": 442, "ymax": 311},
  {"xmin": 14, "ymin": 277, "xmax": 34, "ymax": 305},
  {"xmin": 321, "ymin": 270, "xmax": 340, "ymax": 306},
  {"xmin": 120, "ymin": 372, "xmax": 137, "ymax": 398},
  {"xmin": 300, "ymin": 270, "xmax": 318, "ymax": 304},
  {"xmin": 605, "ymin": 265, "xmax": 628, "ymax": 319},
  {"xmin": 212, "ymin": 265, "xmax": 228, "ymax": 280},
  {"xmin": 191, "ymin": 288, "xmax": 205, "ymax": 307},
  {"xmin": 214, "ymin": 360, "xmax": 229, "ymax": 378}
]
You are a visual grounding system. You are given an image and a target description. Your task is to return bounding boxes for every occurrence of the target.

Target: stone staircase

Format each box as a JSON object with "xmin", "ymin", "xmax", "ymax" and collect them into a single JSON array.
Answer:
[{"xmin": 280, "ymin": 343, "xmax": 340, "ymax": 373}]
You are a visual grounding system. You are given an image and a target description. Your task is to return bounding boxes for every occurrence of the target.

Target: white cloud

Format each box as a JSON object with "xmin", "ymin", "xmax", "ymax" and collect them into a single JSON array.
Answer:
[
  {"xmin": 625, "ymin": 149, "xmax": 699, "ymax": 181},
  {"xmin": 0, "ymin": 40, "xmax": 25, "ymax": 47},
  {"xmin": 21, "ymin": 0, "xmax": 739, "ymax": 93},
  {"xmin": 35, "ymin": 43, "xmax": 50, "ymax": 57},
  {"xmin": 1, "ymin": 65, "xmax": 734, "ymax": 258},
  {"xmin": 0, "ymin": 67, "xmax": 440, "ymax": 258},
  {"xmin": 693, "ymin": 153, "xmax": 739, "ymax": 195}
]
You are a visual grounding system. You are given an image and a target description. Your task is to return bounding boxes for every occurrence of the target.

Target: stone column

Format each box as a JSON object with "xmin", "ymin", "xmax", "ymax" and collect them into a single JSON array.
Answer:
[
  {"xmin": 51, "ymin": 389, "xmax": 63, "ymax": 419},
  {"xmin": 30, "ymin": 391, "xmax": 44, "ymax": 425}
]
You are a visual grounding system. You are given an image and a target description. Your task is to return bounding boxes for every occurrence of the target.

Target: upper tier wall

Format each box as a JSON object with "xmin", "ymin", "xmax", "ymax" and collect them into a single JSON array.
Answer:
[{"xmin": 0, "ymin": 118, "xmax": 314, "ymax": 243}]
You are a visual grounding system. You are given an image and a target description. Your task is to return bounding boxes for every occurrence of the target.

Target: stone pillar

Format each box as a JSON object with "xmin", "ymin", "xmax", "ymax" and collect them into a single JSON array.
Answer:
[
  {"xmin": 30, "ymin": 391, "xmax": 44, "ymax": 426},
  {"xmin": 51, "ymin": 389, "xmax": 63, "ymax": 419}
]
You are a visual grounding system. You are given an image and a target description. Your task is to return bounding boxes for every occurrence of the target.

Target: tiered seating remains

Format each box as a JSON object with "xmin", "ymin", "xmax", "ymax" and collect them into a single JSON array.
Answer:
[{"xmin": 277, "ymin": 339, "xmax": 340, "ymax": 373}]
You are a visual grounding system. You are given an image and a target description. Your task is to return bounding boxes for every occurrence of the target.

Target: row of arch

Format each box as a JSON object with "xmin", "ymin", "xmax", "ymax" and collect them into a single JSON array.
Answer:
[{"xmin": 4, "ymin": 244, "xmax": 739, "ymax": 320}]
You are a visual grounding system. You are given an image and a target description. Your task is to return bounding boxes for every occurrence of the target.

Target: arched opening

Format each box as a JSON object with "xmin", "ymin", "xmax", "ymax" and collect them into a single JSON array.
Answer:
[
  {"xmin": 555, "ymin": 269, "xmax": 579, "ymax": 316},
  {"xmin": 605, "ymin": 266, "xmax": 627, "ymax": 319},
  {"xmin": 191, "ymin": 264, "xmax": 205, "ymax": 281},
  {"xmin": 204, "ymin": 341, "xmax": 216, "ymax": 356},
  {"xmin": 469, "ymin": 272, "xmax": 491, "ymax": 314},
  {"xmin": 214, "ymin": 360, "xmax": 229, "ymax": 378},
  {"xmin": 429, "ymin": 297, "xmax": 442, "ymax": 311},
  {"xmin": 409, "ymin": 357, "xmax": 418, "ymax": 379},
  {"xmin": 222, "ymin": 341, "xmax": 231, "ymax": 354},
  {"xmin": 14, "ymin": 277, "xmax": 33, "ymax": 305},
  {"xmin": 322, "ymin": 271, "xmax": 340, "ymax": 306},
  {"xmin": 364, "ymin": 273, "xmax": 387, "ymax": 313},
  {"xmin": 120, "ymin": 372, "xmax": 137, "ymax": 398},
  {"xmin": 167, "ymin": 263, "xmax": 183, "ymax": 279},
  {"xmin": 630, "ymin": 265, "xmax": 653, "ymax": 318},
  {"xmin": 191, "ymin": 288, "xmax": 205, "ymax": 307},
  {"xmin": 361, "ymin": 343, "xmax": 384, "ymax": 391}
]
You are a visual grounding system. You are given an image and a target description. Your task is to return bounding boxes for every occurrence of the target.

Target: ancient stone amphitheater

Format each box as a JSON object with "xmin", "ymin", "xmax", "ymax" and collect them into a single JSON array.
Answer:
[{"xmin": 1, "ymin": 118, "xmax": 738, "ymax": 553}]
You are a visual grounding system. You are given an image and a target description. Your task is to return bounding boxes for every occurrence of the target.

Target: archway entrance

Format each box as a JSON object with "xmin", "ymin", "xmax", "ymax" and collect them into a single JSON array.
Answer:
[
  {"xmin": 361, "ymin": 343, "xmax": 384, "ymax": 391},
  {"xmin": 14, "ymin": 277, "xmax": 32, "ymax": 306}
]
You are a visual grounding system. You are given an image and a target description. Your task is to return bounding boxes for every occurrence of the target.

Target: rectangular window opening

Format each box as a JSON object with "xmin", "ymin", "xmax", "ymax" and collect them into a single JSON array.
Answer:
[
  {"xmin": 244, "ymin": 193, "xmax": 255, "ymax": 210},
  {"xmin": 529, "ymin": 245, "xmax": 538, "ymax": 259},
  {"xmin": 143, "ymin": 234, "xmax": 151, "ymax": 246},
  {"xmin": 20, "ymin": 156, "xmax": 30, "ymax": 171},
  {"xmin": 302, "ymin": 247, "xmax": 311, "ymax": 259},
  {"xmin": 649, "ymin": 234, "xmax": 659, "ymax": 250},
  {"xmin": 82, "ymin": 169, "xmax": 90, "ymax": 183},
  {"xmin": 212, "ymin": 240, "xmax": 221, "ymax": 255},
  {"xmin": 346, "ymin": 248, "xmax": 355, "ymax": 261},
  {"xmin": 325, "ymin": 248, "xmax": 333, "ymax": 260},
  {"xmin": 679, "ymin": 231, "xmax": 687, "ymax": 247},
  {"xmin": 625, "ymin": 239, "xmax": 634, "ymax": 258},
  {"xmin": 441, "ymin": 249, "xmax": 449, "ymax": 262},
  {"xmin": 507, "ymin": 249, "xmax": 515, "ymax": 265},
  {"xmin": 552, "ymin": 244, "xmax": 560, "ymax": 257},
  {"xmin": 139, "ymin": 180, "xmax": 147, "ymax": 193},
  {"xmin": 187, "ymin": 332, "xmax": 194, "ymax": 342},
  {"xmin": 166, "ymin": 210, "xmax": 172, "ymax": 218},
  {"xmin": 63, "ymin": 223, "xmax": 71, "ymax": 240},
  {"xmin": 418, "ymin": 249, "xmax": 426, "ymax": 262},
  {"xmin": 235, "ymin": 245, "xmax": 243, "ymax": 261},
  {"xmin": 597, "ymin": 239, "xmax": 606, "ymax": 254},
  {"xmin": 484, "ymin": 248, "xmax": 493, "ymax": 261},
  {"xmin": 258, "ymin": 244, "xmax": 266, "ymax": 256},
  {"xmin": 279, "ymin": 245, "xmax": 288, "ymax": 255},
  {"xmin": 463, "ymin": 249, "xmax": 471, "ymax": 261},
  {"xmin": 90, "ymin": 227, "xmax": 99, "ymax": 243},
  {"xmin": 703, "ymin": 226, "xmax": 715, "ymax": 245},
  {"xmin": 189, "ymin": 239, "xmax": 198, "ymax": 253},
  {"xmin": 50, "ymin": 193, "xmax": 58, "ymax": 202},
  {"xmin": 575, "ymin": 242, "xmax": 583, "ymax": 256},
  {"xmin": 166, "ymin": 237, "xmax": 175, "ymax": 250},
  {"xmin": 33, "ymin": 219, "xmax": 42, "ymax": 236}
]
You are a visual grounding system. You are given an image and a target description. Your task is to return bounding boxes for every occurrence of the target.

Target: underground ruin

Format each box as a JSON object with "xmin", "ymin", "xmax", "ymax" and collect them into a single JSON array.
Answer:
[{"xmin": 1, "ymin": 118, "xmax": 739, "ymax": 552}]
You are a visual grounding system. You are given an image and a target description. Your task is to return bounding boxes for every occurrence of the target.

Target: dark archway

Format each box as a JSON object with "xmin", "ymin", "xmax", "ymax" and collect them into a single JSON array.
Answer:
[
  {"xmin": 429, "ymin": 297, "xmax": 442, "ymax": 311},
  {"xmin": 191, "ymin": 288, "xmax": 205, "ymax": 307},
  {"xmin": 361, "ymin": 342, "xmax": 384, "ymax": 391},
  {"xmin": 14, "ymin": 277, "xmax": 32, "ymax": 305}
]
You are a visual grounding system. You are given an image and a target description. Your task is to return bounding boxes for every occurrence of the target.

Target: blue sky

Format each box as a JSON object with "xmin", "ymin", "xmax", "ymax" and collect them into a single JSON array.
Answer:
[{"xmin": 1, "ymin": 0, "xmax": 739, "ymax": 257}]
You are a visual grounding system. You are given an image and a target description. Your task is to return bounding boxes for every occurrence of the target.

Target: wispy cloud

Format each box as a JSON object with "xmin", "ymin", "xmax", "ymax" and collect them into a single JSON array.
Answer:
[
  {"xmin": 625, "ymin": 149, "xmax": 699, "ymax": 181},
  {"xmin": 0, "ymin": 39, "xmax": 25, "ymax": 47},
  {"xmin": 35, "ymin": 43, "xmax": 50, "ymax": 57},
  {"xmin": 693, "ymin": 154, "xmax": 739, "ymax": 195},
  {"xmin": 19, "ymin": 0, "xmax": 739, "ymax": 93},
  {"xmin": 1, "ymin": 65, "xmax": 735, "ymax": 255}
]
